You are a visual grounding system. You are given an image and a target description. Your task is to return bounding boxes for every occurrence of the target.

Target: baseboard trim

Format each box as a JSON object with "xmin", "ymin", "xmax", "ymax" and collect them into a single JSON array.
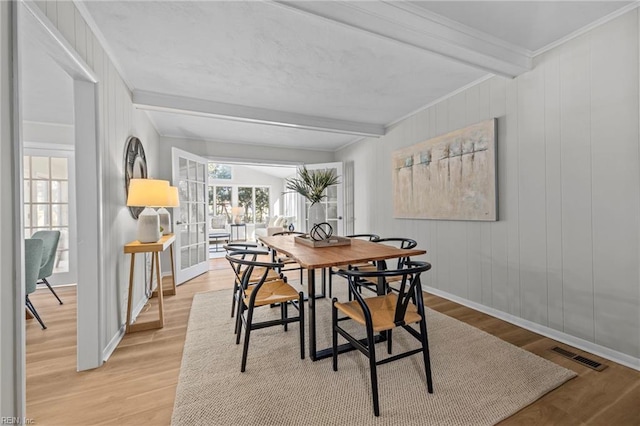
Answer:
[
  {"xmin": 102, "ymin": 324, "xmax": 125, "ymax": 362},
  {"xmin": 423, "ymin": 286, "xmax": 640, "ymax": 371}
]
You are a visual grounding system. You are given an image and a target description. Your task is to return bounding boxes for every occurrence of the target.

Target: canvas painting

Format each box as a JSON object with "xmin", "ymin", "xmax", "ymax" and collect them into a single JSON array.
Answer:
[{"xmin": 392, "ymin": 118, "xmax": 497, "ymax": 221}]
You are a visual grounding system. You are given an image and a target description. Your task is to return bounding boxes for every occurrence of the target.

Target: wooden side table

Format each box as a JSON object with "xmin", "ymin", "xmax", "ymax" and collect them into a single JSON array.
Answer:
[{"xmin": 124, "ymin": 234, "xmax": 176, "ymax": 333}]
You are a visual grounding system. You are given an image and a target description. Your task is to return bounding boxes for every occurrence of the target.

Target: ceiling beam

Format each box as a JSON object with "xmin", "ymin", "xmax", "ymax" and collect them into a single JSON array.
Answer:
[
  {"xmin": 274, "ymin": 1, "xmax": 532, "ymax": 78},
  {"xmin": 133, "ymin": 91, "xmax": 385, "ymax": 137}
]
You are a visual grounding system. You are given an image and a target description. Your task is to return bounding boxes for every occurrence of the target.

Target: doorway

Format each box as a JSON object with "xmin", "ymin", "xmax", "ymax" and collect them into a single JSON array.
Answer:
[{"xmin": 13, "ymin": 1, "xmax": 103, "ymax": 415}]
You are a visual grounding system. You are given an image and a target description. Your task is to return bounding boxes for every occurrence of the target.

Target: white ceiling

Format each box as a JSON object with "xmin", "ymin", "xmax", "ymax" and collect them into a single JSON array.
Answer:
[{"xmin": 29, "ymin": 1, "xmax": 635, "ymax": 152}]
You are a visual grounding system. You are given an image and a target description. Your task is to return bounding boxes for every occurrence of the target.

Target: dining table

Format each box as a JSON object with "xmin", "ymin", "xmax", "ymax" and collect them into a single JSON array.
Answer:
[{"xmin": 259, "ymin": 235, "xmax": 426, "ymax": 361}]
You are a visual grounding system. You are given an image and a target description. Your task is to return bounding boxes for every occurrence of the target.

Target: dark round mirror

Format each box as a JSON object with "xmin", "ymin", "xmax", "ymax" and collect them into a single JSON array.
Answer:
[{"xmin": 124, "ymin": 136, "xmax": 148, "ymax": 219}]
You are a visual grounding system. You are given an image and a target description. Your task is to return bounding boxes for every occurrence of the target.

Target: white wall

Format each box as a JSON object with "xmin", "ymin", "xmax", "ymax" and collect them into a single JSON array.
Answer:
[
  {"xmin": 31, "ymin": 1, "xmax": 161, "ymax": 359},
  {"xmin": 337, "ymin": 11, "xmax": 640, "ymax": 363}
]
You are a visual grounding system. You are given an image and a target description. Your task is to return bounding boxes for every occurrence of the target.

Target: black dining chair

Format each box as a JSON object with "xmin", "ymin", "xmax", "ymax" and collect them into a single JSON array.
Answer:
[
  {"xmin": 271, "ymin": 231, "xmax": 306, "ymax": 285},
  {"xmin": 354, "ymin": 237, "xmax": 418, "ymax": 296},
  {"xmin": 227, "ymin": 250, "xmax": 305, "ymax": 372},
  {"xmin": 327, "ymin": 233, "xmax": 380, "ymax": 298},
  {"xmin": 223, "ymin": 243, "xmax": 280, "ymax": 318},
  {"xmin": 332, "ymin": 260, "xmax": 433, "ymax": 416}
]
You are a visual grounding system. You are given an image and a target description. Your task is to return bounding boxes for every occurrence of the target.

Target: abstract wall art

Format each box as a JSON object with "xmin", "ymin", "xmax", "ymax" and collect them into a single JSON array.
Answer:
[{"xmin": 392, "ymin": 118, "xmax": 497, "ymax": 221}]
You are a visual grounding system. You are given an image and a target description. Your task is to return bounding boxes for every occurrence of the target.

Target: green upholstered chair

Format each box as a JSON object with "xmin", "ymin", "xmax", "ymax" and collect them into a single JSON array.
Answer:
[
  {"xmin": 25, "ymin": 238, "xmax": 46, "ymax": 329},
  {"xmin": 31, "ymin": 230, "xmax": 63, "ymax": 304}
]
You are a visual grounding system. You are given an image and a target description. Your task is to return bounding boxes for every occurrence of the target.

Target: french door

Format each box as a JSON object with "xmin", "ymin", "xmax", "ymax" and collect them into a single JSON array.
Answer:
[
  {"xmin": 172, "ymin": 148, "xmax": 209, "ymax": 284},
  {"xmin": 302, "ymin": 162, "xmax": 344, "ymax": 235}
]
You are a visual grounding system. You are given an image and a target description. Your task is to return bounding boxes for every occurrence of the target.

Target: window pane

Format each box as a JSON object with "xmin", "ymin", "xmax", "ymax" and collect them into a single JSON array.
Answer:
[
  {"xmin": 179, "ymin": 158, "xmax": 188, "ymax": 180},
  {"xmin": 32, "ymin": 180, "xmax": 49, "ymax": 202},
  {"xmin": 50, "ymin": 157, "xmax": 68, "ymax": 179},
  {"xmin": 208, "ymin": 187, "xmax": 214, "ymax": 214},
  {"xmin": 238, "ymin": 187, "xmax": 253, "ymax": 223},
  {"xmin": 188, "ymin": 160, "xmax": 196, "ymax": 180},
  {"xmin": 196, "ymin": 163, "xmax": 205, "ymax": 183},
  {"xmin": 215, "ymin": 186, "xmax": 232, "ymax": 220},
  {"xmin": 24, "ymin": 156, "xmax": 30, "ymax": 179},
  {"xmin": 32, "ymin": 204, "xmax": 50, "ymax": 227},
  {"xmin": 208, "ymin": 163, "xmax": 232, "ymax": 180},
  {"xmin": 180, "ymin": 248, "xmax": 189, "ymax": 271},
  {"xmin": 51, "ymin": 181, "xmax": 69, "ymax": 203},
  {"xmin": 24, "ymin": 180, "xmax": 30, "ymax": 202},
  {"xmin": 24, "ymin": 206, "xmax": 30, "ymax": 228},
  {"xmin": 51, "ymin": 204, "xmax": 69, "ymax": 227},
  {"xmin": 31, "ymin": 157, "xmax": 49, "ymax": 179},
  {"xmin": 255, "ymin": 187, "xmax": 270, "ymax": 224}
]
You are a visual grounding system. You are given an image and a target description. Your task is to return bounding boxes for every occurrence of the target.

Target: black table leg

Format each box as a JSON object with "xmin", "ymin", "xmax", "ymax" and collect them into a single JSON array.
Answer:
[{"xmin": 307, "ymin": 268, "xmax": 317, "ymax": 360}]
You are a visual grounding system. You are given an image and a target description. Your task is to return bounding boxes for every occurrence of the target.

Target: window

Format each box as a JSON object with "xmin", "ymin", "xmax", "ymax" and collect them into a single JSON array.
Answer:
[
  {"xmin": 238, "ymin": 186, "xmax": 270, "ymax": 225},
  {"xmin": 209, "ymin": 185, "xmax": 232, "ymax": 221},
  {"xmin": 208, "ymin": 163, "xmax": 232, "ymax": 180},
  {"xmin": 23, "ymin": 155, "xmax": 70, "ymax": 273}
]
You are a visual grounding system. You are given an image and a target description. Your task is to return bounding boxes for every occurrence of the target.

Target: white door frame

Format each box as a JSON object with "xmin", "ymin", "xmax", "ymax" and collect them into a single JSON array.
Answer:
[{"xmin": 9, "ymin": 0, "xmax": 103, "ymax": 415}]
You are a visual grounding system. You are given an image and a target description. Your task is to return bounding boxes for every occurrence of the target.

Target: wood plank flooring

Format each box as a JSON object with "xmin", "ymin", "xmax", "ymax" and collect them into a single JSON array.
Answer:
[{"xmin": 26, "ymin": 259, "xmax": 639, "ymax": 425}]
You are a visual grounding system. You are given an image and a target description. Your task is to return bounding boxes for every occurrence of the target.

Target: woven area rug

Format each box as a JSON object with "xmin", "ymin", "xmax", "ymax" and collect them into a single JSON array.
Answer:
[{"xmin": 172, "ymin": 288, "xmax": 576, "ymax": 425}]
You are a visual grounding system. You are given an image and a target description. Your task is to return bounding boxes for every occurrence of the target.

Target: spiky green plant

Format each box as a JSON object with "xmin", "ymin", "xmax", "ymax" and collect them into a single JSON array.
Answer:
[{"xmin": 284, "ymin": 166, "xmax": 340, "ymax": 204}]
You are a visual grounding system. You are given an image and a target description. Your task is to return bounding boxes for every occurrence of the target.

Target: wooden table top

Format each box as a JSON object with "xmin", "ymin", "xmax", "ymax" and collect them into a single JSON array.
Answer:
[
  {"xmin": 259, "ymin": 235, "xmax": 426, "ymax": 269},
  {"xmin": 124, "ymin": 234, "xmax": 176, "ymax": 254}
]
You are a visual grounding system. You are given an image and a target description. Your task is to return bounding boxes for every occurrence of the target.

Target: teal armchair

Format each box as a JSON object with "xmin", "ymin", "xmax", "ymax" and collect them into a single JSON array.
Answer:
[
  {"xmin": 25, "ymin": 238, "xmax": 46, "ymax": 329},
  {"xmin": 31, "ymin": 230, "xmax": 63, "ymax": 304}
]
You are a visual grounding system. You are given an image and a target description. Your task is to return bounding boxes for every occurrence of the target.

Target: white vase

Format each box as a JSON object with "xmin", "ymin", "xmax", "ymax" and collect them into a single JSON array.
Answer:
[
  {"xmin": 308, "ymin": 203, "xmax": 325, "ymax": 229},
  {"xmin": 308, "ymin": 203, "xmax": 333, "ymax": 240}
]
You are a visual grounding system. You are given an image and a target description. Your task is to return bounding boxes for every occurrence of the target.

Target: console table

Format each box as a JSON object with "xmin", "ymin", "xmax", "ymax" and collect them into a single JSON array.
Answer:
[{"xmin": 124, "ymin": 234, "xmax": 176, "ymax": 333}]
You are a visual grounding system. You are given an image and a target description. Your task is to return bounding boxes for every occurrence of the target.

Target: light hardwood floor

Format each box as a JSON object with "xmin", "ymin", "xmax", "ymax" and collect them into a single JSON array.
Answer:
[{"xmin": 26, "ymin": 258, "xmax": 639, "ymax": 425}]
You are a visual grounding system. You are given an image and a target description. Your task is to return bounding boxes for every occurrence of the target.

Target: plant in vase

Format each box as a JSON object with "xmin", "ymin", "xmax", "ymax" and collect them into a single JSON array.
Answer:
[{"xmin": 284, "ymin": 166, "xmax": 340, "ymax": 239}]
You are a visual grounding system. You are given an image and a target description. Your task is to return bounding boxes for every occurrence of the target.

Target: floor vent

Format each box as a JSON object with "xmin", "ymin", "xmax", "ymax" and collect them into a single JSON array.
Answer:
[{"xmin": 550, "ymin": 346, "xmax": 607, "ymax": 371}]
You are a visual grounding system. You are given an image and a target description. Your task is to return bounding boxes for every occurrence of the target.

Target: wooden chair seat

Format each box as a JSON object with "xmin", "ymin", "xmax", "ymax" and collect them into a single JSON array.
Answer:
[
  {"xmin": 245, "ymin": 279, "xmax": 300, "ymax": 307},
  {"xmin": 335, "ymin": 293, "xmax": 421, "ymax": 332}
]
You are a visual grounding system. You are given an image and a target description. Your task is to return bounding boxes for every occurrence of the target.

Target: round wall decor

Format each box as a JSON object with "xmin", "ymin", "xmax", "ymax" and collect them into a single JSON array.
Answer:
[{"xmin": 124, "ymin": 136, "xmax": 148, "ymax": 219}]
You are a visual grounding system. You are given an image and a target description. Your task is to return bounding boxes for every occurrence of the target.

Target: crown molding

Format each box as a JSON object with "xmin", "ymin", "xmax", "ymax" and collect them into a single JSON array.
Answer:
[
  {"xmin": 273, "ymin": 0, "xmax": 532, "ymax": 78},
  {"xmin": 133, "ymin": 90, "xmax": 385, "ymax": 138},
  {"xmin": 532, "ymin": 0, "xmax": 640, "ymax": 57}
]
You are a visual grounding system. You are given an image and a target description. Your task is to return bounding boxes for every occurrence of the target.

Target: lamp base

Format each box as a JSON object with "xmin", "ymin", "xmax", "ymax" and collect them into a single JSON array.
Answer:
[
  {"xmin": 137, "ymin": 207, "xmax": 161, "ymax": 243},
  {"xmin": 157, "ymin": 207, "xmax": 172, "ymax": 235}
]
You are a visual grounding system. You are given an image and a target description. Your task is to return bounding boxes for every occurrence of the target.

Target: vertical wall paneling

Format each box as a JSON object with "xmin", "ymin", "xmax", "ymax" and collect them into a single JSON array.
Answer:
[
  {"xmin": 434, "ymin": 102, "xmax": 451, "ymax": 293},
  {"xmin": 45, "ymin": 0, "xmax": 57, "ymax": 27},
  {"xmin": 465, "ymin": 86, "xmax": 483, "ymax": 303},
  {"xmin": 590, "ymin": 11, "xmax": 640, "ymax": 356},
  {"xmin": 425, "ymin": 107, "xmax": 438, "ymax": 288},
  {"xmin": 559, "ymin": 35, "xmax": 595, "ymax": 342},
  {"xmin": 505, "ymin": 78, "xmax": 521, "ymax": 316},
  {"xmin": 74, "ymin": 9, "xmax": 86, "ymax": 61},
  {"xmin": 517, "ymin": 61, "xmax": 548, "ymax": 325},
  {"xmin": 478, "ymin": 80, "xmax": 494, "ymax": 305},
  {"xmin": 544, "ymin": 49, "xmax": 564, "ymax": 332},
  {"xmin": 447, "ymin": 93, "xmax": 469, "ymax": 299},
  {"xmin": 56, "ymin": 0, "xmax": 74, "ymax": 46},
  {"xmin": 489, "ymin": 77, "xmax": 509, "ymax": 312}
]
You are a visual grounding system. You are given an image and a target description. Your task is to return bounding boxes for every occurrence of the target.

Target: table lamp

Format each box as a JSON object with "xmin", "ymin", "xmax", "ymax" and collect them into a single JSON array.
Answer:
[
  {"xmin": 231, "ymin": 206, "xmax": 244, "ymax": 224},
  {"xmin": 157, "ymin": 186, "xmax": 180, "ymax": 235},
  {"xmin": 126, "ymin": 178, "xmax": 170, "ymax": 243}
]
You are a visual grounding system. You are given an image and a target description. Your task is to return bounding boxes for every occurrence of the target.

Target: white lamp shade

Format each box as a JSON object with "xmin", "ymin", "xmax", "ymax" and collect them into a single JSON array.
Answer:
[
  {"xmin": 127, "ymin": 179, "xmax": 169, "ymax": 243},
  {"xmin": 166, "ymin": 186, "xmax": 180, "ymax": 207},
  {"xmin": 126, "ymin": 179, "xmax": 170, "ymax": 207}
]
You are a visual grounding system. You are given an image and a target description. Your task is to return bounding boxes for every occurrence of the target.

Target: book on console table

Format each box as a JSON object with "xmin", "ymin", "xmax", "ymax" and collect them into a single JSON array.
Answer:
[{"xmin": 294, "ymin": 235, "xmax": 351, "ymax": 248}]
